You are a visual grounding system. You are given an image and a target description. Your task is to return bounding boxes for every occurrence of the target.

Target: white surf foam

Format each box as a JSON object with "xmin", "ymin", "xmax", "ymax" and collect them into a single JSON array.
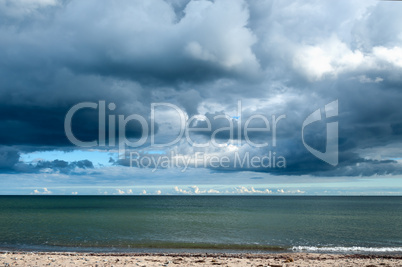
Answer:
[{"xmin": 292, "ymin": 246, "xmax": 402, "ymax": 253}]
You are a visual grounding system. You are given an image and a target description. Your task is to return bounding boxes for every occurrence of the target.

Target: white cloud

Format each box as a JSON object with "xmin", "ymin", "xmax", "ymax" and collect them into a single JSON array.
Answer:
[
  {"xmin": 373, "ymin": 46, "xmax": 402, "ymax": 68},
  {"xmin": 174, "ymin": 185, "xmax": 274, "ymax": 195},
  {"xmin": 207, "ymin": 189, "xmax": 220, "ymax": 194},
  {"xmin": 181, "ymin": 0, "xmax": 259, "ymax": 71},
  {"xmin": 71, "ymin": 191, "xmax": 78, "ymax": 195},
  {"xmin": 293, "ymin": 36, "xmax": 402, "ymax": 81},
  {"xmin": 155, "ymin": 190, "xmax": 162, "ymax": 195},
  {"xmin": 275, "ymin": 189, "xmax": 305, "ymax": 194},
  {"xmin": 293, "ymin": 36, "xmax": 365, "ymax": 80},
  {"xmin": 0, "ymin": 0, "xmax": 58, "ymax": 17},
  {"xmin": 174, "ymin": 186, "xmax": 191, "ymax": 194},
  {"xmin": 31, "ymin": 187, "xmax": 52, "ymax": 195},
  {"xmin": 174, "ymin": 185, "xmax": 220, "ymax": 195},
  {"xmin": 115, "ymin": 189, "xmax": 133, "ymax": 195},
  {"xmin": 116, "ymin": 189, "xmax": 125, "ymax": 195},
  {"xmin": 190, "ymin": 185, "xmax": 200, "ymax": 194},
  {"xmin": 234, "ymin": 186, "xmax": 272, "ymax": 194}
]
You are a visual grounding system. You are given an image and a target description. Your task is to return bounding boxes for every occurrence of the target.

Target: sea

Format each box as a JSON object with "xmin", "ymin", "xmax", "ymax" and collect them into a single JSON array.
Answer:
[{"xmin": 0, "ymin": 196, "xmax": 401, "ymax": 254}]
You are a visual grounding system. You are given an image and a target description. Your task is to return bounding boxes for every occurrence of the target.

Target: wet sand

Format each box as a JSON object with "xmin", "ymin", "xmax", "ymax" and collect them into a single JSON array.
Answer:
[{"xmin": 1, "ymin": 252, "xmax": 401, "ymax": 266}]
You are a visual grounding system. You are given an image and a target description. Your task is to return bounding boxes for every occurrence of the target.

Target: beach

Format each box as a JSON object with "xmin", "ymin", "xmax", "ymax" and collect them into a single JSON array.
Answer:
[{"xmin": 1, "ymin": 252, "xmax": 401, "ymax": 266}]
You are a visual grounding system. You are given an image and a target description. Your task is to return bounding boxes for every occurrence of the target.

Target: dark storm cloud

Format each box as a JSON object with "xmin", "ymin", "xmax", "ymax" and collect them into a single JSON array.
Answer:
[
  {"xmin": 32, "ymin": 159, "xmax": 94, "ymax": 173},
  {"xmin": 0, "ymin": 0, "xmax": 257, "ymax": 150},
  {"xmin": 0, "ymin": 0, "xmax": 259, "ymax": 83},
  {"xmin": 14, "ymin": 159, "xmax": 94, "ymax": 174},
  {"xmin": 0, "ymin": 145, "xmax": 94, "ymax": 174},
  {"xmin": 0, "ymin": 0, "xmax": 402, "ymax": 177},
  {"xmin": 0, "ymin": 146, "xmax": 20, "ymax": 171},
  {"xmin": 0, "ymin": 94, "xmax": 149, "ymax": 146}
]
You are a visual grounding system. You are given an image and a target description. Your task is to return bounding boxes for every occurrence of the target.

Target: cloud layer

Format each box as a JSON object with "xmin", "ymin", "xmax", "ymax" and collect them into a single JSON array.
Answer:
[{"xmin": 1, "ymin": 0, "xmax": 402, "ymax": 191}]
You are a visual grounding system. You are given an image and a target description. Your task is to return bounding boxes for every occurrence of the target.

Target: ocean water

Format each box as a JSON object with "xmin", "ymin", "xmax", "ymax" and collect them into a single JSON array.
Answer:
[{"xmin": 0, "ymin": 196, "xmax": 401, "ymax": 253}]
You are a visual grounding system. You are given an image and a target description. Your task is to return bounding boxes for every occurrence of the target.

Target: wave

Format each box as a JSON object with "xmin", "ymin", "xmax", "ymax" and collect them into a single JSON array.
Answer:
[
  {"xmin": 3, "ymin": 242, "xmax": 402, "ymax": 254},
  {"xmin": 292, "ymin": 246, "xmax": 402, "ymax": 253},
  {"xmin": 121, "ymin": 242, "xmax": 288, "ymax": 251},
  {"xmin": 0, "ymin": 242, "xmax": 289, "ymax": 253}
]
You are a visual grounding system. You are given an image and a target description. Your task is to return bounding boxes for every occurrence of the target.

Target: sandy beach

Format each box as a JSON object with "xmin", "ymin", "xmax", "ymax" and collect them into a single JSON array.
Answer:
[{"xmin": 1, "ymin": 252, "xmax": 401, "ymax": 267}]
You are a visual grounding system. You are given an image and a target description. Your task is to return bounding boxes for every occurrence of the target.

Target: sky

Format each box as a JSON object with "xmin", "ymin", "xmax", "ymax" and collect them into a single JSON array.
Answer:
[{"xmin": 1, "ymin": 0, "xmax": 402, "ymax": 195}]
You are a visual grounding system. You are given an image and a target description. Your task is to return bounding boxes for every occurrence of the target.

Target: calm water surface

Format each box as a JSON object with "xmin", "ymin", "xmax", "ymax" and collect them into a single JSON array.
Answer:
[{"xmin": 0, "ymin": 196, "xmax": 401, "ymax": 253}]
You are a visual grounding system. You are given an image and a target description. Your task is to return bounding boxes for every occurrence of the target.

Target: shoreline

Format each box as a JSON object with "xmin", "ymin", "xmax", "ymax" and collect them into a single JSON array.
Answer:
[
  {"xmin": 1, "ymin": 251, "xmax": 401, "ymax": 266},
  {"xmin": 2, "ymin": 246, "xmax": 402, "ymax": 255}
]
